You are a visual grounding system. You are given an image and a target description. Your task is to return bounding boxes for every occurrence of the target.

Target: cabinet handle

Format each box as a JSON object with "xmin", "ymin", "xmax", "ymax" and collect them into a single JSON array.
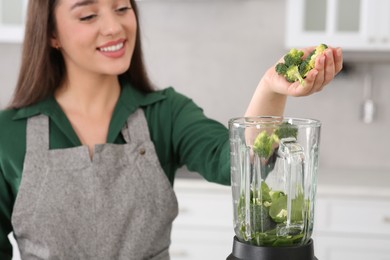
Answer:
[{"xmin": 384, "ymin": 216, "xmax": 390, "ymax": 224}]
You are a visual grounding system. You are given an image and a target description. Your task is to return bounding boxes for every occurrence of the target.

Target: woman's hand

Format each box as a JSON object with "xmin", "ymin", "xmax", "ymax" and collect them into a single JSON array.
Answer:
[
  {"xmin": 266, "ymin": 46, "xmax": 343, "ymax": 97},
  {"xmin": 245, "ymin": 46, "xmax": 343, "ymax": 117}
]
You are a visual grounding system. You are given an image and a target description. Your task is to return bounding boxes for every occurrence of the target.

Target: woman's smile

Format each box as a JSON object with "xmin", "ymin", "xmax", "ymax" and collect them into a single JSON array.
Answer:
[{"xmin": 97, "ymin": 39, "xmax": 127, "ymax": 58}]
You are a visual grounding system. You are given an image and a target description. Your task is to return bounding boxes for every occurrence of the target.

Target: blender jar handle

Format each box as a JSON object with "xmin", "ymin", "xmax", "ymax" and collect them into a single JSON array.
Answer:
[{"xmin": 278, "ymin": 137, "xmax": 305, "ymax": 227}]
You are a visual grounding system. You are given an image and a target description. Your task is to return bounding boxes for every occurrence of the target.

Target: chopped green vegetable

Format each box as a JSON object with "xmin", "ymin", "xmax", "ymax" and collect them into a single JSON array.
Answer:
[
  {"xmin": 253, "ymin": 131, "xmax": 279, "ymax": 158},
  {"xmin": 283, "ymin": 48, "xmax": 304, "ymax": 67},
  {"xmin": 269, "ymin": 193, "xmax": 305, "ymax": 223},
  {"xmin": 237, "ymin": 181, "xmax": 309, "ymax": 247},
  {"xmin": 286, "ymin": 65, "xmax": 305, "ymax": 85},
  {"xmin": 275, "ymin": 43, "xmax": 328, "ymax": 86},
  {"xmin": 252, "ymin": 122, "xmax": 298, "ymax": 159}
]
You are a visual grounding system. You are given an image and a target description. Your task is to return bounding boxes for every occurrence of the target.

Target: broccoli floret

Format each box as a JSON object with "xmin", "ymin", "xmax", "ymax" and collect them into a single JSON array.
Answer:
[
  {"xmin": 309, "ymin": 43, "xmax": 328, "ymax": 67},
  {"xmin": 300, "ymin": 43, "xmax": 328, "ymax": 77},
  {"xmin": 253, "ymin": 122, "xmax": 299, "ymax": 158},
  {"xmin": 298, "ymin": 59, "xmax": 311, "ymax": 78},
  {"xmin": 275, "ymin": 62, "xmax": 288, "ymax": 75},
  {"xmin": 274, "ymin": 122, "xmax": 298, "ymax": 140},
  {"xmin": 283, "ymin": 48, "xmax": 304, "ymax": 66},
  {"xmin": 285, "ymin": 65, "xmax": 305, "ymax": 85},
  {"xmin": 253, "ymin": 131, "xmax": 279, "ymax": 158},
  {"xmin": 275, "ymin": 44, "xmax": 328, "ymax": 85}
]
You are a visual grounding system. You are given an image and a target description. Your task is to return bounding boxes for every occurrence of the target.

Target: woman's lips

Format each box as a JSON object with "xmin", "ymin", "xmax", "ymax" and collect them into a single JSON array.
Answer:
[{"xmin": 97, "ymin": 40, "xmax": 126, "ymax": 58}]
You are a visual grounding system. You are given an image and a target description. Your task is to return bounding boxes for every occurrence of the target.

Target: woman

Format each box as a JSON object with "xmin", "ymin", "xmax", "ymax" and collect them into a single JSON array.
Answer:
[{"xmin": 0, "ymin": 0, "xmax": 343, "ymax": 259}]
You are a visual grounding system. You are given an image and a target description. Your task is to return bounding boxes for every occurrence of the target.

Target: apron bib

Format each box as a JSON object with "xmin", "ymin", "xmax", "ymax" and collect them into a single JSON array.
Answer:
[{"xmin": 11, "ymin": 109, "xmax": 178, "ymax": 260}]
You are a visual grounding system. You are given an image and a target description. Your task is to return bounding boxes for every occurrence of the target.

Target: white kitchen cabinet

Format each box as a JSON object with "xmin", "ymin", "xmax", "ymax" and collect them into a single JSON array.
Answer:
[
  {"xmin": 0, "ymin": 0, "xmax": 28, "ymax": 43},
  {"xmin": 171, "ymin": 180, "xmax": 235, "ymax": 260},
  {"xmin": 313, "ymin": 197, "xmax": 390, "ymax": 260},
  {"xmin": 313, "ymin": 235, "xmax": 390, "ymax": 260},
  {"xmin": 312, "ymin": 169, "xmax": 390, "ymax": 260},
  {"xmin": 286, "ymin": 0, "xmax": 390, "ymax": 51}
]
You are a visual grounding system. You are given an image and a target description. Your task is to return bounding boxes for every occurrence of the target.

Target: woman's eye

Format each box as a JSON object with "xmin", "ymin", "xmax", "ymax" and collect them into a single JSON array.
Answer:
[
  {"xmin": 80, "ymin": 14, "xmax": 97, "ymax": 22},
  {"xmin": 116, "ymin": 6, "xmax": 132, "ymax": 13}
]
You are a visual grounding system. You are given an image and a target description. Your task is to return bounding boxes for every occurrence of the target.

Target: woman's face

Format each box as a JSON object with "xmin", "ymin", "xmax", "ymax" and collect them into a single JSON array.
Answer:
[{"xmin": 52, "ymin": 0, "xmax": 136, "ymax": 78}]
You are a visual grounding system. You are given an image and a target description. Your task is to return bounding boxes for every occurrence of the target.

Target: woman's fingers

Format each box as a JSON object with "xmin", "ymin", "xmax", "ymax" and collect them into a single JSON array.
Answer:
[
  {"xmin": 323, "ymin": 49, "xmax": 336, "ymax": 85},
  {"xmin": 334, "ymin": 47, "xmax": 343, "ymax": 75},
  {"xmin": 303, "ymin": 47, "xmax": 342, "ymax": 95}
]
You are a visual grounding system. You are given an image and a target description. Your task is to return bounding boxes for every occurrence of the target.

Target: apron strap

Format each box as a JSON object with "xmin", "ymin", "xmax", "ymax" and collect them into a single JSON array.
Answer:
[
  {"xmin": 26, "ymin": 114, "xmax": 49, "ymax": 153},
  {"xmin": 121, "ymin": 109, "xmax": 151, "ymax": 144}
]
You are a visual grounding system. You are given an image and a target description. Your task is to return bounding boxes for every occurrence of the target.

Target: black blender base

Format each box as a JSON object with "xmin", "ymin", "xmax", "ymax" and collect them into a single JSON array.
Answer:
[{"xmin": 227, "ymin": 236, "xmax": 318, "ymax": 260}]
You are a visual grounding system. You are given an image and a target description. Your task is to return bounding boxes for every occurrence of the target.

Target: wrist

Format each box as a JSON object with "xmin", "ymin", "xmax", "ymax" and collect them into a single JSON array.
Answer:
[{"xmin": 257, "ymin": 72, "xmax": 287, "ymax": 103}]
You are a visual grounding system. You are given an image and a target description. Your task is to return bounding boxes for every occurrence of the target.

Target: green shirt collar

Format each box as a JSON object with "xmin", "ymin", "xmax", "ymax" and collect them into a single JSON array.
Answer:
[{"xmin": 12, "ymin": 81, "xmax": 167, "ymax": 144}]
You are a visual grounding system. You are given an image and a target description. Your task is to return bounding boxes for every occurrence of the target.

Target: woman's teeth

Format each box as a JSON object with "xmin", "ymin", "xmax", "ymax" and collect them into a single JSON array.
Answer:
[{"xmin": 99, "ymin": 42, "xmax": 124, "ymax": 52}]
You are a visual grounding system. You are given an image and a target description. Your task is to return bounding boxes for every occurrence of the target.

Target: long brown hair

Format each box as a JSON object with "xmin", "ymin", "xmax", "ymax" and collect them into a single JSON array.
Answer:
[{"xmin": 9, "ymin": 0, "xmax": 154, "ymax": 109}]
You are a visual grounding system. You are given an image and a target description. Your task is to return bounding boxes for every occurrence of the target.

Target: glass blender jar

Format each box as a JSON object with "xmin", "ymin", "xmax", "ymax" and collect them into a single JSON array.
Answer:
[{"xmin": 227, "ymin": 117, "xmax": 320, "ymax": 260}]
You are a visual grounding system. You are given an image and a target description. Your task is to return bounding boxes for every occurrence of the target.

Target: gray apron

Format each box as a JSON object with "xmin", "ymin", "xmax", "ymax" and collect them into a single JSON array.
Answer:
[{"xmin": 11, "ymin": 109, "xmax": 178, "ymax": 260}]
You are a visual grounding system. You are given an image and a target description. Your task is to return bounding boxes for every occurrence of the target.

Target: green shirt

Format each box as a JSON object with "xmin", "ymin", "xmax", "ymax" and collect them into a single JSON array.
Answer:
[{"xmin": 0, "ymin": 81, "xmax": 230, "ymax": 258}]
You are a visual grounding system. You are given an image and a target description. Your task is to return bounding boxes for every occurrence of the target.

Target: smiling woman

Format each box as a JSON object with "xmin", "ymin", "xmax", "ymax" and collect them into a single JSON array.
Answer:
[{"xmin": 10, "ymin": 0, "xmax": 153, "ymax": 109}]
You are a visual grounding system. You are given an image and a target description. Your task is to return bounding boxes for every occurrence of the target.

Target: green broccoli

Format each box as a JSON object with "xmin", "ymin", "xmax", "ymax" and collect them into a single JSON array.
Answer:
[
  {"xmin": 275, "ymin": 62, "xmax": 288, "ymax": 75},
  {"xmin": 275, "ymin": 44, "xmax": 328, "ymax": 86},
  {"xmin": 274, "ymin": 122, "xmax": 298, "ymax": 140},
  {"xmin": 299, "ymin": 43, "xmax": 328, "ymax": 77},
  {"xmin": 285, "ymin": 65, "xmax": 305, "ymax": 85},
  {"xmin": 275, "ymin": 48, "xmax": 304, "ymax": 76},
  {"xmin": 252, "ymin": 122, "xmax": 299, "ymax": 159},
  {"xmin": 253, "ymin": 131, "xmax": 279, "ymax": 158},
  {"xmin": 283, "ymin": 48, "xmax": 304, "ymax": 66}
]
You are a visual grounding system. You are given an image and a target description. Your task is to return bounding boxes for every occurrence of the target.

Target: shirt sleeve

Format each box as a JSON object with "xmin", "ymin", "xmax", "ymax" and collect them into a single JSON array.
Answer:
[
  {"xmin": 168, "ymin": 88, "xmax": 231, "ymax": 185},
  {"xmin": 0, "ymin": 168, "xmax": 13, "ymax": 260}
]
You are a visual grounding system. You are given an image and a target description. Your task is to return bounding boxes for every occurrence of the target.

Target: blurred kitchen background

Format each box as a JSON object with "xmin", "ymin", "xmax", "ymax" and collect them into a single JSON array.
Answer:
[{"xmin": 1, "ymin": 0, "xmax": 389, "ymax": 259}]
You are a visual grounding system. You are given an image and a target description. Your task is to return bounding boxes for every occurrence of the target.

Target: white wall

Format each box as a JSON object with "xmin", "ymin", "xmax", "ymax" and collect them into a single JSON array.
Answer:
[{"xmin": 1, "ymin": 0, "xmax": 389, "ymax": 171}]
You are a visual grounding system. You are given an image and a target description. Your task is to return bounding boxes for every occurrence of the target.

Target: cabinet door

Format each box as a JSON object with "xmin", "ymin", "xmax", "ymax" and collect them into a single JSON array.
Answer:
[
  {"xmin": 365, "ymin": 0, "xmax": 390, "ymax": 49},
  {"xmin": 312, "ymin": 235, "xmax": 390, "ymax": 260},
  {"xmin": 170, "ymin": 228, "xmax": 234, "ymax": 260},
  {"xmin": 285, "ymin": 0, "xmax": 390, "ymax": 50},
  {"xmin": 0, "ymin": 0, "xmax": 28, "ymax": 43}
]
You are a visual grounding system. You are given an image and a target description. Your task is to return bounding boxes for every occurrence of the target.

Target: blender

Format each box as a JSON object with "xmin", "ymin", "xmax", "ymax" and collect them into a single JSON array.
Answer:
[{"xmin": 227, "ymin": 117, "xmax": 320, "ymax": 260}]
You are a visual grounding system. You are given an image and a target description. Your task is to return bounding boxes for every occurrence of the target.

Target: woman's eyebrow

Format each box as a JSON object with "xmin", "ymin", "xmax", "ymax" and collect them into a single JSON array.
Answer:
[{"xmin": 70, "ymin": 0, "xmax": 98, "ymax": 10}]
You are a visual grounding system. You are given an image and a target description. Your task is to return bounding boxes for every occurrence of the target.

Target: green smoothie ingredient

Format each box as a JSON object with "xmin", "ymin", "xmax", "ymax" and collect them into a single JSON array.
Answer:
[
  {"xmin": 275, "ymin": 44, "xmax": 328, "ymax": 86},
  {"xmin": 252, "ymin": 122, "xmax": 298, "ymax": 159},
  {"xmin": 237, "ymin": 181, "xmax": 308, "ymax": 247}
]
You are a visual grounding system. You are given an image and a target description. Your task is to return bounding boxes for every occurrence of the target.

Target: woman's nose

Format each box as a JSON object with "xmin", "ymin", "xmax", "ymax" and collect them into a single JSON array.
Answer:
[{"xmin": 100, "ymin": 12, "xmax": 122, "ymax": 37}]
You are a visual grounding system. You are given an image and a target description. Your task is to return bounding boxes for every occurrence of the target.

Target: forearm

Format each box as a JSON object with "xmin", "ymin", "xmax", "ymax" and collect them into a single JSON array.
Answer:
[{"xmin": 245, "ymin": 71, "xmax": 287, "ymax": 117}]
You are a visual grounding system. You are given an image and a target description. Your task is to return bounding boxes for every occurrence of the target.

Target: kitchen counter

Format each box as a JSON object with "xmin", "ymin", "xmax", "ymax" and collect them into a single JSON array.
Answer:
[{"xmin": 316, "ymin": 168, "xmax": 390, "ymax": 199}]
